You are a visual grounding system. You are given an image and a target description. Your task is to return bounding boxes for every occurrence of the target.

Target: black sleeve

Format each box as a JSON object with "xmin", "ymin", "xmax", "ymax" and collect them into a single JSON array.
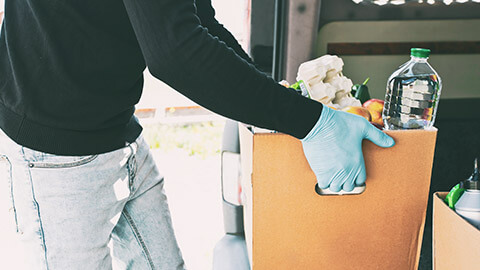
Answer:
[
  {"xmin": 122, "ymin": 0, "xmax": 322, "ymax": 139},
  {"xmin": 194, "ymin": 0, "xmax": 253, "ymax": 65}
]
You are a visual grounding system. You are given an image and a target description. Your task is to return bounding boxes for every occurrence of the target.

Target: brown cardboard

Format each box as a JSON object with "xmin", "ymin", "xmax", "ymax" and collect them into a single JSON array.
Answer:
[
  {"xmin": 433, "ymin": 192, "xmax": 480, "ymax": 270},
  {"xmin": 239, "ymin": 125, "xmax": 437, "ymax": 270}
]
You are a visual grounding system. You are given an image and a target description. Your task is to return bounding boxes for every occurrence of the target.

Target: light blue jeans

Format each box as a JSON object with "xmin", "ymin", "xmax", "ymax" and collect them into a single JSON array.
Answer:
[{"xmin": 0, "ymin": 128, "xmax": 185, "ymax": 269}]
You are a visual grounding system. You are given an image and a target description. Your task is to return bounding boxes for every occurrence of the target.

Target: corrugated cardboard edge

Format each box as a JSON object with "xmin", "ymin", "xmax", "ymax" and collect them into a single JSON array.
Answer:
[
  {"xmin": 239, "ymin": 124, "xmax": 254, "ymax": 265},
  {"xmin": 433, "ymin": 192, "xmax": 449, "ymax": 270},
  {"xmin": 433, "ymin": 192, "xmax": 480, "ymax": 270},
  {"xmin": 385, "ymin": 128, "xmax": 438, "ymax": 270}
]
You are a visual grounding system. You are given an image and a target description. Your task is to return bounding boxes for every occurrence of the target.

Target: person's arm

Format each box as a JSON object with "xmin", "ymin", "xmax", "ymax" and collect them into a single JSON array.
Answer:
[
  {"xmin": 122, "ymin": 0, "xmax": 395, "ymax": 192},
  {"xmin": 194, "ymin": 0, "xmax": 253, "ymax": 65},
  {"xmin": 122, "ymin": 0, "xmax": 321, "ymax": 139}
]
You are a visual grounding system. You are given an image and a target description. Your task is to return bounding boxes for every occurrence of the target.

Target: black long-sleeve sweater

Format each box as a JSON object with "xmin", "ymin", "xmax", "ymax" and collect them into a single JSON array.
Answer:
[{"xmin": 0, "ymin": 0, "xmax": 322, "ymax": 155}]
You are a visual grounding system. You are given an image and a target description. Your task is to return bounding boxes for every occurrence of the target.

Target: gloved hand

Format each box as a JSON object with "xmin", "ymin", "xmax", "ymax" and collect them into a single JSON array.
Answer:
[{"xmin": 301, "ymin": 105, "xmax": 395, "ymax": 192}]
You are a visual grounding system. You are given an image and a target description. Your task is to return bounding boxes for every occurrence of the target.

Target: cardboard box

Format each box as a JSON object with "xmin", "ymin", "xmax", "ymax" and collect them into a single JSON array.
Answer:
[
  {"xmin": 433, "ymin": 192, "xmax": 480, "ymax": 270},
  {"xmin": 239, "ymin": 125, "xmax": 437, "ymax": 270}
]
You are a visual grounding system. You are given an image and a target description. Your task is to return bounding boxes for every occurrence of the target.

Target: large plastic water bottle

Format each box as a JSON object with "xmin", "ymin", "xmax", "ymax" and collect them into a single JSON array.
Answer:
[{"xmin": 383, "ymin": 48, "xmax": 442, "ymax": 130}]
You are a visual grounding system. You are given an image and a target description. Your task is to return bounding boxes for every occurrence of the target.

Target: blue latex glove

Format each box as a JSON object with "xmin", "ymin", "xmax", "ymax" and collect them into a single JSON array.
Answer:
[{"xmin": 301, "ymin": 105, "xmax": 395, "ymax": 192}]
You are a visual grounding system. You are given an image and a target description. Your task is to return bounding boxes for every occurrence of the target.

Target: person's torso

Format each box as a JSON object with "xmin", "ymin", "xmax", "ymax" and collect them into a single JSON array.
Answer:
[
  {"xmin": 0, "ymin": 0, "xmax": 146, "ymax": 131},
  {"xmin": 0, "ymin": 0, "xmax": 147, "ymax": 154}
]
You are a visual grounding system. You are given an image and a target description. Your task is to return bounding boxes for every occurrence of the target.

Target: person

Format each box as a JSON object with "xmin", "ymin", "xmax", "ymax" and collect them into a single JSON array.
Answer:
[{"xmin": 0, "ymin": 0, "xmax": 395, "ymax": 269}]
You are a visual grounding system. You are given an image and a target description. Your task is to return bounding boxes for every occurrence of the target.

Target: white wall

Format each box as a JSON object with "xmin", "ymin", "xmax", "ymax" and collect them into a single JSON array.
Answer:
[{"xmin": 316, "ymin": 20, "xmax": 480, "ymax": 100}]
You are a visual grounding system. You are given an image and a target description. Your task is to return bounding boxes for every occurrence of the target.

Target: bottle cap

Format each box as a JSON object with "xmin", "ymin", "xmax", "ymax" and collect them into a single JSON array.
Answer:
[
  {"xmin": 460, "ymin": 158, "xmax": 480, "ymax": 190},
  {"xmin": 410, "ymin": 48, "xmax": 431, "ymax": 58}
]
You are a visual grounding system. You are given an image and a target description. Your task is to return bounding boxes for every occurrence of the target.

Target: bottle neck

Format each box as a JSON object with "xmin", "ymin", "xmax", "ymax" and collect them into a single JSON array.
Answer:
[{"xmin": 410, "ymin": 56, "xmax": 429, "ymax": 62}]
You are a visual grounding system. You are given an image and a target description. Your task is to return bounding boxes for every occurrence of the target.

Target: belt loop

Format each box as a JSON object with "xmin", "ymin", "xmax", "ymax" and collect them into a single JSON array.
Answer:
[
  {"xmin": 128, "ymin": 141, "xmax": 138, "ymax": 156},
  {"xmin": 127, "ymin": 142, "xmax": 138, "ymax": 191}
]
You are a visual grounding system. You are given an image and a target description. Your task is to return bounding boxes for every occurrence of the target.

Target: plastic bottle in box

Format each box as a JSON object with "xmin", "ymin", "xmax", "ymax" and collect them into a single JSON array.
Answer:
[{"xmin": 383, "ymin": 48, "xmax": 442, "ymax": 130}]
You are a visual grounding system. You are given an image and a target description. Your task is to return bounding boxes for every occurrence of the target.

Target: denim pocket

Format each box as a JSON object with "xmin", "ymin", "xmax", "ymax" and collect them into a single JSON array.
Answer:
[
  {"xmin": 0, "ymin": 155, "xmax": 19, "ymax": 232},
  {"xmin": 22, "ymin": 148, "xmax": 98, "ymax": 169}
]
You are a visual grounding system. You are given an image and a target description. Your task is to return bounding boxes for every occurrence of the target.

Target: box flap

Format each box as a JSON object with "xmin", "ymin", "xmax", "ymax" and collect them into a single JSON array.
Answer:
[{"xmin": 433, "ymin": 192, "xmax": 480, "ymax": 270}]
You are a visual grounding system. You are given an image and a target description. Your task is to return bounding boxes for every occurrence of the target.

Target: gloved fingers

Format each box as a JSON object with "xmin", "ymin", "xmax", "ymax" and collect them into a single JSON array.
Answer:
[
  {"xmin": 315, "ymin": 172, "xmax": 334, "ymax": 190},
  {"xmin": 317, "ymin": 181, "xmax": 330, "ymax": 190},
  {"xmin": 364, "ymin": 122, "xmax": 395, "ymax": 148},
  {"xmin": 342, "ymin": 180, "xmax": 355, "ymax": 192},
  {"xmin": 355, "ymin": 164, "xmax": 367, "ymax": 186},
  {"xmin": 328, "ymin": 169, "xmax": 348, "ymax": 192},
  {"xmin": 341, "ymin": 166, "xmax": 359, "ymax": 192},
  {"xmin": 329, "ymin": 182, "xmax": 342, "ymax": 193}
]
